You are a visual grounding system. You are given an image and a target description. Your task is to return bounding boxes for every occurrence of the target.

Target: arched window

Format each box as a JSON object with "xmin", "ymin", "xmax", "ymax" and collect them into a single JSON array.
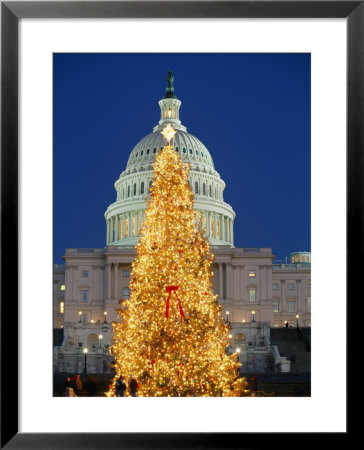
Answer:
[
  {"xmin": 203, "ymin": 183, "xmax": 206, "ymax": 195},
  {"xmin": 195, "ymin": 182, "xmax": 199, "ymax": 194},
  {"xmin": 234, "ymin": 333, "xmax": 245, "ymax": 345},
  {"xmin": 133, "ymin": 183, "xmax": 137, "ymax": 196},
  {"xmin": 141, "ymin": 181, "xmax": 145, "ymax": 195},
  {"xmin": 123, "ymin": 287, "xmax": 130, "ymax": 299},
  {"xmin": 147, "ymin": 149, "xmax": 150, "ymax": 154},
  {"xmin": 141, "ymin": 150, "xmax": 144, "ymax": 156},
  {"xmin": 127, "ymin": 186, "xmax": 130, "ymax": 197}
]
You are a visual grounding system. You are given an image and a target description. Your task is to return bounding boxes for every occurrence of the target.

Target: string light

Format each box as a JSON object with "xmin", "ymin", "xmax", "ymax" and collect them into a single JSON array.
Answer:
[{"xmin": 107, "ymin": 130, "xmax": 247, "ymax": 397}]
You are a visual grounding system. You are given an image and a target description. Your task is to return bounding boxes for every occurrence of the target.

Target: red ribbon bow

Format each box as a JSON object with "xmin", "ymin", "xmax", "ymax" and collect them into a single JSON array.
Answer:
[{"xmin": 165, "ymin": 285, "xmax": 185, "ymax": 319}]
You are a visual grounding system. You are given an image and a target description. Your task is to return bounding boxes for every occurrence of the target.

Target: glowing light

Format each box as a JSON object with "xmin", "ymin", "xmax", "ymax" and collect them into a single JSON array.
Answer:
[{"xmin": 161, "ymin": 123, "xmax": 177, "ymax": 143}]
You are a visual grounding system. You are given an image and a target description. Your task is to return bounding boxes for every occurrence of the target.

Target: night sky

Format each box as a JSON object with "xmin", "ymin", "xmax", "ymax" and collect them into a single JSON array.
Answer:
[{"xmin": 54, "ymin": 53, "xmax": 310, "ymax": 264}]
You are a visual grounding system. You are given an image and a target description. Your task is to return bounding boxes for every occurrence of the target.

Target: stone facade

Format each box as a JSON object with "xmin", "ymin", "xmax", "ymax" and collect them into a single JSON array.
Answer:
[{"xmin": 54, "ymin": 247, "xmax": 309, "ymax": 374}]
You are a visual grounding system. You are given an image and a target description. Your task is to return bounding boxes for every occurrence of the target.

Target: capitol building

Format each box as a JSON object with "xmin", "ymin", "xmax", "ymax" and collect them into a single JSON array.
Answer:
[{"xmin": 53, "ymin": 72, "xmax": 311, "ymax": 375}]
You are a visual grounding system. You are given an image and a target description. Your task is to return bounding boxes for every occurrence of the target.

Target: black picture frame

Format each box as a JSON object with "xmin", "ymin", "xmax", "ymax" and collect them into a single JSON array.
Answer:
[{"xmin": 1, "ymin": 1, "xmax": 356, "ymax": 448}]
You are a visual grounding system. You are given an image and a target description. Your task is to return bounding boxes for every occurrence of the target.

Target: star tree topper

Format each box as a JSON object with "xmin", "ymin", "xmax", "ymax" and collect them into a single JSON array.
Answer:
[{"xmin": 161, "ymin": 123, "xmax": 177, "ymax": 143}]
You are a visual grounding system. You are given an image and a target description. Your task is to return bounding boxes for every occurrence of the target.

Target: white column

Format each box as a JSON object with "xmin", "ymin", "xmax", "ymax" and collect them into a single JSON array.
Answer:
[
  {"xmin": 71, "ymin": 266, "xmax": 76, "ymax": 301},
  {"xmin": 107, "ymin": 263, "xmax": 112, "ymax": 299},
  {"xmin": 222, "ymin": 217, "xmax": 225, "ymax": 242},
  {"xmin": 226, "ymin": 263, "xmax": 232, "ymax": 300},
  {"xmin": 106, "ymin": 220, "xmax": 109, "ymax": 244},
  {"xmin": 231, "ymin": 219, "xmax": 234, "ymax": 246},
  {"xmin": 218, "ymin": 263, "xmax": 223, "ymax": 299},
  {"xmin": 114, "ymin": 263, "xmax": 119, "ymax": 300},
  {"xmin": 214, "ymin": 213, "xmax": 217, "ymax": 239},
  {"xmin": 115, "ymin": 215, "xmax": 120, "ymax": 241}
]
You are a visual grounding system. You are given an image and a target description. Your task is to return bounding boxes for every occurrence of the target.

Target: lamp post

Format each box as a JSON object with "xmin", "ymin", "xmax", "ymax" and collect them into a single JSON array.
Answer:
[
  {"xmin": 83, "ymin": 348, "xmax": 88, "ymax": 373},
  {"xmin": 284, "ymin": 320, "xmax": 288, "ymax": 328},
  {"xmin": 226, "ymin": 310, "xmax": 230, "ymax": 323},
  {"xmin": 251, "ymin": 310, "xmax": 256, "ymax": 323},
  {"xmin": 103, "ymin": 311, "xmax": 108, "ymax": 323},
  {"xmin": 236, "ymin": 347, "xmax": 241, "ymax": 361},
  {"xmin": 296, "ymin": 314, "xmax": 300, "ymax": 329},
  {"xmin": 78, "ymin": 311, "xmax": 82, "ymax": 323},
  {"xmin": 98, "ymin": 334, "xmax": 103, "ymax": 347}
]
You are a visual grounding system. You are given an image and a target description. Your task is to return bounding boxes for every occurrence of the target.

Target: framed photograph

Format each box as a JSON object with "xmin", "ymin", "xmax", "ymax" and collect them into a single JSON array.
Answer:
[{"xmin": 1, "ymin": 1, "xmax": 356, "ymax": 448}]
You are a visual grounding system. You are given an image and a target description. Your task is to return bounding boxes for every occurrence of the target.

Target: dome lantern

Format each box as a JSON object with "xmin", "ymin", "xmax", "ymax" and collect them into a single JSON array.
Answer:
[{"xmin": 154, "ymin": 70, "xmax": 186, "ymax": 132}]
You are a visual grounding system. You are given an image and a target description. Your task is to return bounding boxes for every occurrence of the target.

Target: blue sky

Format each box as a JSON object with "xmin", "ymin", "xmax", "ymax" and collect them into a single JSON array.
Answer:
[{"xmin": 54, "ymin": 53, "xmax": 310, "ymax": 264}]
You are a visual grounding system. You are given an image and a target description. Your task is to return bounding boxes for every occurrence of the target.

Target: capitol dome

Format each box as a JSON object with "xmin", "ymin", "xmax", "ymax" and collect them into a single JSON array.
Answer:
[{"xmin": 105, "ymin": 71, "xmax": 235, "ymax": 247}]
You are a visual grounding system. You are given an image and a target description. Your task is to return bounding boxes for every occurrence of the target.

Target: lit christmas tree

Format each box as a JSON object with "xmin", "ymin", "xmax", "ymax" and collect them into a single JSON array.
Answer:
[{"xmin": 107, "ymin": 124, "xmax": 247, "ymax": 397}]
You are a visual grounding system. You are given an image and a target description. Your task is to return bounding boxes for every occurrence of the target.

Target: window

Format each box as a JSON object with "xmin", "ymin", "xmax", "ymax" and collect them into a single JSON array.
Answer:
[
  {"xmin": 249, "ymin": 289, "xmax": 256, "ymax": 302},
  {"xmin": 132, "ymin": 217, "xmax": 136, "ymax": 236},
  {"xmin": 127, "ymin": 186, "xmax": 130, "ymax": 197},
  {"xmin": 189, "ymin": 149, "xmax": 192, "ymax": 154},
  {"xmin": 140, "ymin": 150, "xmax": 144, "ymax": 156},
  {"xmin": 123, "ymin": 287, "xmax": 130, "ymax": 299},
  {"xmin": 147, "ymin": 149, "xmax": 150, "ymax": 154},
  {"xmin": 153, "ymin": 148, "xmax": 156, "ymax": 153},
  {"xmin": 194, "ymin": 182, "xmax": 199, "ymax": 194},
  {"xmin": 175, "ymin": 147, "xmax": 179, "ymax": 152},
  {"xmin": 209, "ymin": 185, "xmax": 212, "ymax": 197},
  {"xmin": 307, "ymin": 297, "xmax": 311, "ymax": 312},
  {"xmin": 136, "ymin": 152, "xmax": 138, "ymax": 157},
  {"xmin": 81, "ymin": 290, "xmax": 88, "ymax": 303},
  {"xmin": 141, "ymin": 182, "xmax": 144, "ymax": 195},
  {"xmin": 288, "ymin": 284, "xmax": 295, "ymax": 290},
  {"xmin": 82, "ymin": 271, "xmax": 88, "ymax": 278},
  {"xmin": 133, "ymin": 184, "xmax": 137, "ymax": 196},
  {"xmin": 273, "ymin": 302, "xmax": 279, "ymax": 312},
  {"xmin": 234, "ymin": 333, "xmax": 245, "ymax": 345},
  {"xmin": 288, "ymin": 301, "xmax": 295, "ymax": 312},
  {"xmin": 125, "ymin": 219, "xmax": 129, "ymax": 237},
  {"xmin": 60, "ymin": 301, "xmax": 64, "ymax": 314},
  {"xmin": 248, "ymin": 271, "xmax": 256, "ymax": 278},
  {"xmin": 203, "ymin": 183, "xmax": 206, "ymax": 195},
  {"xmin": 123, "ymin": 271, "xmax": 130, "ymax": 278},
  {"xmin": 273, "ymin": 284, "xmax": 279, "ymax": 290},
  {"xmin": 210, "ymin": 218, "xmax": 215, "ymax": 237},
  {"xmin": 81, "ymin": 315, "xmax": 88, "ymax": 325},
  {"xmin": 183, "ymin": 148, "xmax": 186, "ymax": 153},
  {"xmin": 60, "ymin": 284, "xmax": 66, "ymax": 291}
]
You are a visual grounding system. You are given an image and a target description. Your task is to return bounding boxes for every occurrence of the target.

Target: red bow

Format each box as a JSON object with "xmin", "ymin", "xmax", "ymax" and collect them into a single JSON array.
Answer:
[{"xmin": 165, "ymin": 285, "xmax": 185, "ymax": 319}]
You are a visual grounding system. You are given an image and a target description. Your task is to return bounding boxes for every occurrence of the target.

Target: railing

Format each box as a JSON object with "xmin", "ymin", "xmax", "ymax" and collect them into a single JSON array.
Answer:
[
  {"xmin": 230, "ymin": 321, "xmax": 270, "ymax": 328},
  {"xmin": 65, "ymin": 248, "xmax": 105, "ymax": 255},
  {"xmin": 272, "ymin": 263, "xmax": 311, "ymax": 270}
]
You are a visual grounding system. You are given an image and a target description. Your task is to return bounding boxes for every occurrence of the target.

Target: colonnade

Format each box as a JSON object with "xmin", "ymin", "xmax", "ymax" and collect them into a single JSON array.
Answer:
[
  {"xmin": 106, "ymin": 210, "xmax": 234, "ymax": 245},
  {"xmin": 106, "ymin": 211, "xmax": 145, "ymax": 244}
]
